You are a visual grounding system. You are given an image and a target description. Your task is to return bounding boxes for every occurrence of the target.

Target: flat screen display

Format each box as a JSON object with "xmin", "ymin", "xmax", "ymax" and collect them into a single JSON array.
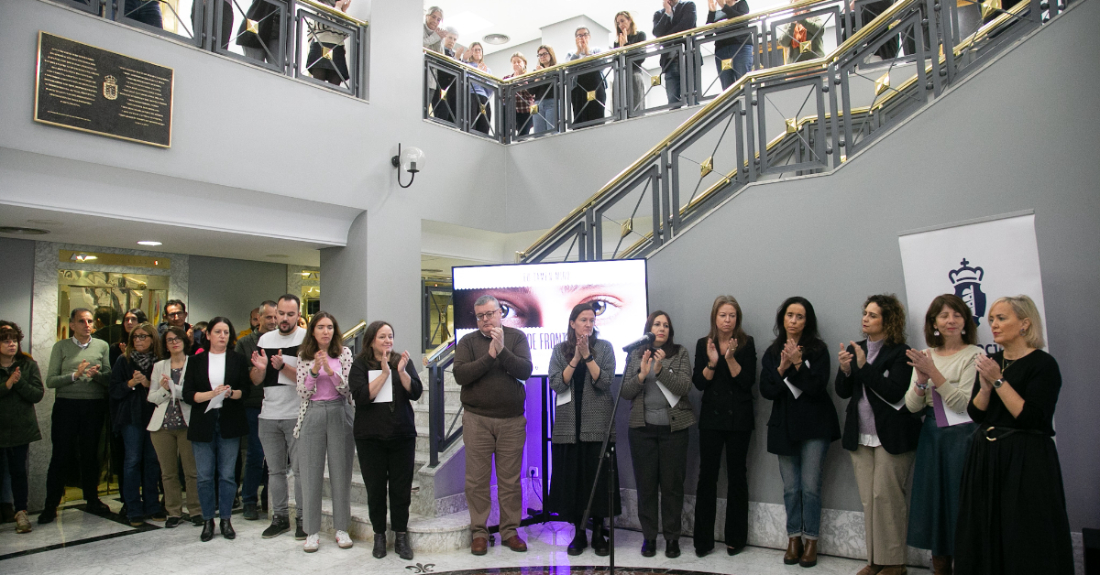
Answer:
[{"xmin": 452, "ymin": 260, "xmax": 649, "ymax": 376}]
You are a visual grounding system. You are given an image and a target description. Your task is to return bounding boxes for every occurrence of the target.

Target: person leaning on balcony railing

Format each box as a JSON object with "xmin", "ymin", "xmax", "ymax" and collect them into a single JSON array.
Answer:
[
  {"xmin": 306, "ymin": 0, "xmax": 352, "ymax": 87},
  {"xmin": 706, "ymin": 0, "xmax": 754, "ymax": 91},
  {"xmin": 613, "ymin": 11, "xmax": 648, "ymax": 114},
  {"xmin": 237, "ymin": 0, "xmax": 283, "ymax": 64},
  {"xmin": 530, "ymin": 45, "xmax": 559, "ymax": 133},
  {"xmin": 502, "ymin": 53, "xmax": 536, "ymax": 136},
  {"xmin": 567, "ymin": 28, "xmax": 607, "ymax": 127},
  {"xmin": 653, "ymin": 0, "xmax": 698, "ymax": 109},
  {"xmin": 423, "ymin": 6, "xmax": 445, "ymax": 53},
  {"xmin": 429, "ymin": 27, "xmax": 462, "ymax": 124},
  {"xmin": 463, "ymin": 43, "xmax": 494, "ymax": 135},
  {"xmin": 778, "ymin": 0, "xmax": 825, "ymax": 64}
]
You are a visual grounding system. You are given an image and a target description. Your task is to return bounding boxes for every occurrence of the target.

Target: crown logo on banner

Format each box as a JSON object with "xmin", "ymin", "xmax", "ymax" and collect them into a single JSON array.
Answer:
[{"xmin": 949, "ymin": 258, "xmax": 987, "ymax": 327}]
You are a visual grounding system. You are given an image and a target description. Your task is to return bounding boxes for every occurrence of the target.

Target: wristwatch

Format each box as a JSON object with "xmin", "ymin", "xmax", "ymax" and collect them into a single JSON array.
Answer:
[
  {"xmin": 992, "ymin": 378, "xmax": 1005, "ymax": 389},
  {"xmin": 584, "ymin": 355, "xmax": 595, "ymax": 363},
  {"xmin": 705, "ymin": 363, "xmax": 717, "ymax": 371}
]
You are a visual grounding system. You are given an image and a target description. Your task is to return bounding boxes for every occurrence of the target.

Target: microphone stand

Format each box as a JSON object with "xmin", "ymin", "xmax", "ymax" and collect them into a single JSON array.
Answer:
[{"xmin": 579, "ymin": 366, "xmax": 632, "ymax": 574}]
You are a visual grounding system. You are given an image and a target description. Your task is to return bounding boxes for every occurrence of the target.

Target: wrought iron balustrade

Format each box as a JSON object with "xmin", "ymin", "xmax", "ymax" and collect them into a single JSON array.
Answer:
[
  {"xmin": 515, "ymin": 0, "xmax": 1056, "ymax": 263},
  {"xmin": 46, "ymin": 0, "xmax": 369, "ymax": 98}
]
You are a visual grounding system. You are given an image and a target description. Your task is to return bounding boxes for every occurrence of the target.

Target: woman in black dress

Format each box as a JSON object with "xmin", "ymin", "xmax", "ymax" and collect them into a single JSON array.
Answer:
[
  {"xmin": 547, "ymin": 303, "xmax": 619, "ymax": 556},
  {"xmin": 955, "ymin": 295, "xmax": 1073, "ymax": 574},
  {"xmin": 692, "ymin": 295, "xmax": 757, "ymax": 557}
]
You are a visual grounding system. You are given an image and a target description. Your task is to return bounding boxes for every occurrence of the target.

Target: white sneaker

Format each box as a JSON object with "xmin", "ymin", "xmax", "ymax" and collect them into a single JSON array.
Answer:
[
  {"xmin": 304, "ymin": 533, "xmax": 320, "ymax": 553},
  {"xmin": 336, "ymin": 530, "xmax": 354, "ymax": 549}
]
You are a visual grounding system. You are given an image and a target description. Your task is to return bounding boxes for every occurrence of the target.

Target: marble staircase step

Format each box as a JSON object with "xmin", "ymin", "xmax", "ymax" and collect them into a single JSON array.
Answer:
[{"xmin": 292, "ymin": 499, "xmax": 471, "ymax": 553}]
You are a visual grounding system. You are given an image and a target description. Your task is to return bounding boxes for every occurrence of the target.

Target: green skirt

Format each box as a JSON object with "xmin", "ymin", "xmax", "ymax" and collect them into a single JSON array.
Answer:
[{"xmin": 906, "ymin": 408, "xmax": 975, "ymax": 556}]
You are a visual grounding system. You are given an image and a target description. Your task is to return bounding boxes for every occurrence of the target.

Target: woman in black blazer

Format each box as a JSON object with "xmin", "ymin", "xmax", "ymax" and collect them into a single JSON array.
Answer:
[
  {"xmin": 182, "ymin": 317, "xmax": 251, "ymax": 542},
  {"xmin": 835, "ymin": 295, "xmax": 920, "ymax": 575},
  {"xmin": 759, "ymin": 296, "xmax": 839, "ymax": 568},
  {"xmin": 692, "ymin": 295, "xmax": 757, "ymax": 557}
]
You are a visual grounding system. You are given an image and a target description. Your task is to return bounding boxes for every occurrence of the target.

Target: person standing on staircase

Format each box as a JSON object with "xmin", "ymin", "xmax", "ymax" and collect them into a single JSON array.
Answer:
[{"xmin": 454, "ymin": 295, "xmax": 534, "ymax": 556}]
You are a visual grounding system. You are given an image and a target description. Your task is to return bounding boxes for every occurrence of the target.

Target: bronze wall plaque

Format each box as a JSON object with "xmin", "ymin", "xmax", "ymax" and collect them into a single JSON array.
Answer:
[{"xmin": 34, "ymin": 32, "xmax": 174, "ymax": 148}]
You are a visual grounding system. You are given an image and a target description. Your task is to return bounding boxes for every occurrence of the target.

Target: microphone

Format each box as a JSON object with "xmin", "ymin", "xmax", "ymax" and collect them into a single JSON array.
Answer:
[{"xmin": 622, "ymin": 332, "xmax": 656, "ymax": 353}]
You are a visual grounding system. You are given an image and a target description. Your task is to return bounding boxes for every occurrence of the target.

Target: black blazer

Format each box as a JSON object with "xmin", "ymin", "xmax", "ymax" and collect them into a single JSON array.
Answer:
[
  {"xmin": 182, "ymin": 350, "xmax": 251, "ymax": 443},
  {"xmin": 835, "ymin": 340, "xmax": 921, "ymax": 454},
  {"xmin": 692, "ymin": 336, "xmax": 757, "ymax": 431},
  {"xmin": 759, "ymin": 342, "xmax": 840, "ymax": 455},
  {"xmin": 349, "ymin": 356, "xmax": 424, "ymax": 440},
  {"xmin": 108, "ymin": 355, "xmax": 156, "ymax": 431},
  {"xmin": 653, "ymin": 1, "xmax": 698, "ymax": 65}
]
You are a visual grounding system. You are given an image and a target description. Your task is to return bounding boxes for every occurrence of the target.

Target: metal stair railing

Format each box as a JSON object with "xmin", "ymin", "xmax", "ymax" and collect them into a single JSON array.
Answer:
[
  {"xmin": 517, "ymin": 0, "xmax": 1050, "ymax": 264},
  {"xmin": 425, "ymin": 337, "xmax": 461, "ymax": 467}
]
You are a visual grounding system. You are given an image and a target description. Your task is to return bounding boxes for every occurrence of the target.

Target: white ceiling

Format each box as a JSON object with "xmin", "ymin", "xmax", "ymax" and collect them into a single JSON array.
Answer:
[{"xmin": 427, "ymin": 0, "xmax": 790, "ymax": 56}]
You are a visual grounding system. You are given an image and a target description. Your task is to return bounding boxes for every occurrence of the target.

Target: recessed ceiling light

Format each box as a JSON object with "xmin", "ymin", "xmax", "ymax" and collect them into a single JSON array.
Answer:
[
  {"xmin": 483, "ymin": 33, "xmax": 510, "ymax": 45},
  {"xmin": 137, "ymin": 240, "xmax": 162, "ymax": 246},
  {"xmin": 0, "ymin": 226, "xmax": 49, "ymax": 235}
]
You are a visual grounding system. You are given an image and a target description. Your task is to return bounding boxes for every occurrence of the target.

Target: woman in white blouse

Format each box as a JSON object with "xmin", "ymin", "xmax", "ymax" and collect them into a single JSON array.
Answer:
[
  {"xmin": 148, "ymin": 326, "xmax": 200, "ymax": 528},
  {"xmin": 904, "ymin": 294, "xmax": 981, "ymax": 575}
]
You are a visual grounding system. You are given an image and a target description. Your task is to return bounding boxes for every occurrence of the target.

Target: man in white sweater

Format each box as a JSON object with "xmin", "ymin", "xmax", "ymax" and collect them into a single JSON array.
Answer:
[{"xmin": 250, "ymin": 294, "xmax": 306, "ymax": 539}]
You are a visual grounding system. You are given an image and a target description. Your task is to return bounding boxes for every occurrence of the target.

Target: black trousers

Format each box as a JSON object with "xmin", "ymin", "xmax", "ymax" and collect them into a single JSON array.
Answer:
[
  {"xmin": 45, "ymin": 398, "xmax": 107, "ymax": 507},
  {"xmin": 694, "ymin": 428, "xmax": 752, "ymax": 550},
  {"xmin": 356, "ymin": 436, "xmax": 415, "ymax": 533},
  {"xmin": 628, "ymin": 424, "xmax": 689, "ymax": 541}
]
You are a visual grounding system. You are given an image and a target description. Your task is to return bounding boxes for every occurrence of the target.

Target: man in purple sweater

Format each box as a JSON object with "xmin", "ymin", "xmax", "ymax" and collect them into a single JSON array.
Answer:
[{"xmin": 453, "ymin": 295, "xmax": 533, "ymax": 555}]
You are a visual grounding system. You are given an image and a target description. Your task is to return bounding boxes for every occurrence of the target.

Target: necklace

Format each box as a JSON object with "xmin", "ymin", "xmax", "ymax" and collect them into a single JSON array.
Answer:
[{"xmin": 1001, "ymin": 357, "xmax": 1016, "ymax": 372}]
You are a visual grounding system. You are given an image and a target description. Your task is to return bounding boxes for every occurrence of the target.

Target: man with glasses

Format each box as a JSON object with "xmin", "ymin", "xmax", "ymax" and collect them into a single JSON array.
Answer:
[
  {"xmin": 250, "ymin": 295, "xmax": 306, "ymax": 539},
  {"xmin": 235, "ymin": 300, "xmax": 277, "ymax": 521},
  {"xmin": 158, "ymin": 300, "xmax": 193, "ymax": 344},
  {"xmin": 653, "ymin": 0, "xmax": 698, "ymax": 108},
  {"xmin": 567, "ymin": 28, "xmax": 606, "ymax": 127},
  {"xmin": 39, "ymin": 308, "xmax": 113, "ymax": 524},
  {"xmin": 431, "ymin": 26, "xmax": 461, "ymax": 124},
  {"xmin": 454, "ymin": 295, "xmax": 533, "ymax": 555}
]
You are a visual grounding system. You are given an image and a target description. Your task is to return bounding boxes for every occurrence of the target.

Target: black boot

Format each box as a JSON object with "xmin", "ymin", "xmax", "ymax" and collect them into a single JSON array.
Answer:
[
  {"xmin": 373, "ymin": 532, "xmax": 387, "ymax": 558},
  {"xmin": 220, "ymin": 518, "xmax": 236, "ymax": 539},
  {"xmin": 567, "ymin": 522, "xmax": 588, "ymax": 556},
  {"xmin": 394, "ymin": 532, "xmax": 413, "ymax": 560},
  {"xmin": 591, "ymin": 519, "xmax": 609, "ymax": 557},
  {"xmin": 294, "ymin": 516, "xmax": 307, "ymax": 540},
  {"xmin": 201, "ymin": 519, "xmax": 215, "ymax": 542}
]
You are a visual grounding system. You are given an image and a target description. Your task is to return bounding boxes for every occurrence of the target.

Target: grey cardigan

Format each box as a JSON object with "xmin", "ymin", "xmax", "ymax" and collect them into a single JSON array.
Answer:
[
  {"xmin": 548, "ymin": 338, "xmax": 616, "ymax": 444},
  {"xmin": 621, "ymin": 345, "xmax": 695, "ymax": 432}
]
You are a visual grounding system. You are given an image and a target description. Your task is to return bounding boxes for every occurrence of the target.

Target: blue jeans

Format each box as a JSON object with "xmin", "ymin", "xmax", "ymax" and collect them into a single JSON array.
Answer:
[
  {"xmin": 192, "ymin": 418, "xmax": 239, "ymax": 520},
  {"xmin": 242, "ymin": 407, "xmax": 265, "ymax": 506},
  {"xmin": 777, "ymin": 438, "xmax": 830, "ymax": 539},
  {"xmin": 531, "ymin": 97, "xmax": 558, "ymax": 133},
  {"xmin": 121, "ymin": 424, "xmax": 161, "ymax": 519},
  {"xmin": 664, "ymin": 60, "xmax": 683, "ymax": 108},
  {"xmin": 714, "ymin": 41, "xmax": 754, "ymax": 91},
  {"xmin": 123, "ymin": 0, "xmax": 163, "ymax": 28}
]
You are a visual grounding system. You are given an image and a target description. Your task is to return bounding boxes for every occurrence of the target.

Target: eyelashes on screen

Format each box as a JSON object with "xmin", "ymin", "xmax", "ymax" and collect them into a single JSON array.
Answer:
[{"xmin": 584, "ymin": 296, "xmax": 623, "ymax": 323}]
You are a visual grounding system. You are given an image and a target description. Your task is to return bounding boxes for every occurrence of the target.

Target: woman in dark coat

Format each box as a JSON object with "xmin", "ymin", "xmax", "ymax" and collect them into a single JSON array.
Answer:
[
  {"xmin": 759, "ymin": 296, "xmax": 839, "ymax": 568},
  {"xmin": 547, "ymin": 303, "xmax": 620, "ymax": 556},
  {"xmin": 954, "ymin": 295, "xmax": 1073, "ymax": 574},
  {"xmin": 692, "ymin": 295, "xmax": 757, "ymax": 557},
  {"xmin": 835, "ymin": 295, "xmax": 920, "ymax": 575},
  {"xmin": 0, "ymin": 321, "xmax": 44, "ymax": 534},
  {"xmin": 109, "ymin": 322, "xmax": 165, "ymax": 527}
]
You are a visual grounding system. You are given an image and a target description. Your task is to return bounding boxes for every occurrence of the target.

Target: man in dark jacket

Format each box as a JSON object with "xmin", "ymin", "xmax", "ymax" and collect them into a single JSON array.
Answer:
[{"xmin": 654, "ymin": 0, "xmax": 698, "ymax": 108}]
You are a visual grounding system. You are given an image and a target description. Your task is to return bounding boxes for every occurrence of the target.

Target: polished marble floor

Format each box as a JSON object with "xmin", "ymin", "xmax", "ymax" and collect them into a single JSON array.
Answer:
[{"xmin": 0, "ymin": 506, "xmax": 931, "ymax": 575}]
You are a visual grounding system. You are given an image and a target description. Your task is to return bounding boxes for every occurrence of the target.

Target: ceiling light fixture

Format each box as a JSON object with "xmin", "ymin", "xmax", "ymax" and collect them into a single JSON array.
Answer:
[
  {"xmin": 0, "ymin": 226, "xmax": 50, "ymax": 235},
  {"xmin": 483, "ymin": 33, "xmax": 510, "ymax": 45},
  {"xmin": 137, "ymin": 240, "xmax": 162, "ymax": 246}
]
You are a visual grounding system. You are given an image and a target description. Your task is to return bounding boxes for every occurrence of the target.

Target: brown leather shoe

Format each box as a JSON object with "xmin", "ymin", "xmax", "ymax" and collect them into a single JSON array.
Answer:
[
  {"xmin": 932, "ymin": 556, "xmax": 953, "ymax": 575},
  {"xmin": 784, "ymin": 537, "xmax": 804, "ymax": 565},
  {"xmin": 502, "ymin": 535, "xmax": 527, "ymax": 552},
  {"xmin": 799, "ymin": 538, "xmax": 818, "ymax": 567},
  {"xmin": 878, "ymin": 566, "xmax": 907, "ymax": 575},
  {"xmin": 857, "ymin": 564, "xmax": 884, "ymax": 575},
  {"xmin": 471, "ymin": 537, "xmax": 488, "ymax": 555}
]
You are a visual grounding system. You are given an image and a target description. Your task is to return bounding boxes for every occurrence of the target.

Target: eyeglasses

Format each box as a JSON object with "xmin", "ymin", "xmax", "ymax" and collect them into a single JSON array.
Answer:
[
  {"xmin": 167, "ymin": 312, "xmax": 185, "ymax": 318},
  {"xmin": 474, "ymin": 309, "xmax": 500, "ymax": 322},
  {"xmin": 537, "ymin": 52, "xmax": 550, "ymax": 57},
  {"xmin": 576, "ymin": 33, "xmax": 590, "ymax": 38},
  {"xmin": 165, "ymin": 338, "xmax": 182, "ymax": 345},
  {"xmin": 132, "ymin": 334, "xmax": 151, "ymax": 341}
]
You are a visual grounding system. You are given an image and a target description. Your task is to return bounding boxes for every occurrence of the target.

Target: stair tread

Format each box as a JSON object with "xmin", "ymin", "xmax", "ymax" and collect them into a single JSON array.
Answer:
[{"xmin": 313, "ymin": 499, "xmax": 470, "ymax": 533}]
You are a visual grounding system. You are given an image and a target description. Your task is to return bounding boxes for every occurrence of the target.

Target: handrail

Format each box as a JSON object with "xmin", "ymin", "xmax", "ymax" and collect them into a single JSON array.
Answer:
[
  {"xmin": 516, "ymin": 0, "xmax": 1049, "ymax": 263},
  {"xmin": 515, "ymin": 0, "xmax": 914, "ymax": 259},
  {"xmin": 341, "ymin": 320, "xmax": 367, "ymax": 340},
  {"xmin": 298, "ymin": 0, "xmax": 368, "ymax": 27}
]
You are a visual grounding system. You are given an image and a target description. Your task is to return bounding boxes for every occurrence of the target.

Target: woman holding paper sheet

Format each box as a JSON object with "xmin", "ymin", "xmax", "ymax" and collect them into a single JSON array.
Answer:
[
  {"xmin": 903, "ymin": 294, "xmax": 980, "ymax": 575},
  {"xmin": 182, "ymin": 317, "xmax": 251, "ymax": 542},
  {"xmin": 759, "ymin": 296, "xmax": 839, "ymax": 568},
  {"xmin": 622, "ymin": 310, "xmax": 694, "ymax": 559},
  {"xmin": 349, "ymin": 321, "xmax": 423, "ymax": 561},
  {"xmin": 692, "ymin": 295, "xmax": 757, "ymax": 557},
  {"xmin": 835, "ymin": 294, "xmax": 919, "ymax": 575},
  {"xmin": 547, "ymin": 302, "xmax": 620, "ymax": 557},
  {"xmin": 294, "ymin": 312, "xmax": 355, "ymax": 553}
]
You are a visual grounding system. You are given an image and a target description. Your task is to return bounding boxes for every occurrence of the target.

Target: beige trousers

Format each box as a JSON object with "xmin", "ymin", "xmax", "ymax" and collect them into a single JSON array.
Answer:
[
  {"xmin": 850, "ymin": 445, "xmax": 916, "ymax": 565},
  {"xmin": 150, "ymin": 427, "xmax": 200, "ymax": 518},
  {"xmin": 463, "ymin": 410, "xmax": 526, "ymax": 541}
]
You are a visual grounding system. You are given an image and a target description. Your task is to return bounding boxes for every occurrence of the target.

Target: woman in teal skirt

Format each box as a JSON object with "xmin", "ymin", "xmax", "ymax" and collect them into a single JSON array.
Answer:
[{"xmin": 903, "ymin": 295, "xmax": 981, "ymax": 575}]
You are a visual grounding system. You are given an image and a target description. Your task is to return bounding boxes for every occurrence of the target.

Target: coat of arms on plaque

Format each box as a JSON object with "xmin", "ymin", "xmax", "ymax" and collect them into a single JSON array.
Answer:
[{"xmin": 103, "ymin": 75, "xmax": 118, "ymax": 100}]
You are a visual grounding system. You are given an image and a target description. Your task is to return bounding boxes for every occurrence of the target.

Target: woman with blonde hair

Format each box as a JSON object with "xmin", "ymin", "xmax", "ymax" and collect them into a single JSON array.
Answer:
[
  {"xmin": 464, "ymin": 42, "xmax": 494, "ymax": 134},
  {"xmin": 955, "ymin": 295, "xmax": 1072, "ymax": 574},
  {"xmin": 502, "ymin": 52, "xmax": 535, "ymax": 136}
]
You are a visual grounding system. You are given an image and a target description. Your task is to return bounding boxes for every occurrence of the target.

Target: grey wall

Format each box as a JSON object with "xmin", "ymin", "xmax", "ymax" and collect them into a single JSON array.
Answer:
[
  {"xmin": 636, "ymin": 0, "xmax": 1100, "ymax": 527},
  {"xmin": 0, "ymin": 238, "xmax": 35, "ymax": 341},
  {"xmin": 188, "ymin": 256, "xmax": 287, "ymax": 332}
]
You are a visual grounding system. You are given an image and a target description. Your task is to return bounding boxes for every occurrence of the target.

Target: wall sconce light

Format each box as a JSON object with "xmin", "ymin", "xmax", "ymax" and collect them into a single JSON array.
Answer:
[{"xmin": 391, "ymin": 144, "xmax": 425, "ymax": 189}]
